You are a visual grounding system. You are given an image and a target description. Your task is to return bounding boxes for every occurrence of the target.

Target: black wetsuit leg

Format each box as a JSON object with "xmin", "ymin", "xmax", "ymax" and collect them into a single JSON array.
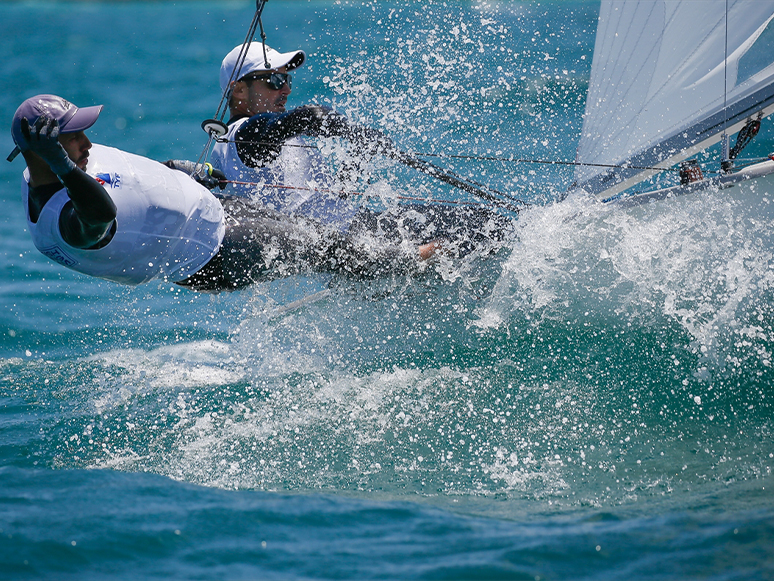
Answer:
[
  {"xmin": 177, "ymin": 197, "xmax": 417, "ymax": 292},
  {"xmin": 349, "ymin": 203, "xmax": 512, "ymax": 253}
]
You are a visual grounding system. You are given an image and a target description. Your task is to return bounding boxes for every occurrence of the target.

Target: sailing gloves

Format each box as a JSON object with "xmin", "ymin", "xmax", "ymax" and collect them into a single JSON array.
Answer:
[
  {"xmin": 292, "ymin": 104, "xmax": 349, "ymax": 137},
  {"xmin": 164, "ymin": 159, "xmax": 227, "ymax": 190},
  {"xmin": 18, "ymin": 116, "xmax": 76, "ymax": 177}
]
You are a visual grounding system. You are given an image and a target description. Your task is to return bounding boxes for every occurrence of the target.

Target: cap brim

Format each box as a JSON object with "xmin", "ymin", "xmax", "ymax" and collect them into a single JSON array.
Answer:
[
  {"xmin": 61, "ymin": 104, "xmax": 103, "ymax": 133},
  {"xmin": 281, "ymin": 50, "xmax": 305, "ymax": 71},
  {"xmin": 236, "ymin": 49, "xmax": 306, "ymax": 80}
]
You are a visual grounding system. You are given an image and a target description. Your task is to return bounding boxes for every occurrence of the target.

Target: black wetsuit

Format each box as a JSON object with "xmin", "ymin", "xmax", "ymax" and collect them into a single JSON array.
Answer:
[
  {"xmin": 28, "ymin": 167, "xmax": 419, "ymax": 293},
  {"xmin": 230, "ymin": 105, "xmax": 385, "ymax": 168},
  {"xmin": 224, "ymin": 106, "xmax": 512, "ymax": 256}
]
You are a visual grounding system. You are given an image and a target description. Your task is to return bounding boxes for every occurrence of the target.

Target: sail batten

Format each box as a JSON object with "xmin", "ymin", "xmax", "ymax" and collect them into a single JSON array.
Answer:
[{"xmin": 575, "ymin": 0, "xmax": 774, "ymax": 200}]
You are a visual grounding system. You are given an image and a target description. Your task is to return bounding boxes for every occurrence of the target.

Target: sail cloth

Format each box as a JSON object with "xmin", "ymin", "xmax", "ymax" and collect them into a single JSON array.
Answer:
[{"xmin": 574, "ymin": 0, "xmax": 774, "ymax": 200}]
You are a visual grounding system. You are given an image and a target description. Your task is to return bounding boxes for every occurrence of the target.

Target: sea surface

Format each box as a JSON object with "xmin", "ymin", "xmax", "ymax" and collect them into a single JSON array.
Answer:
[{"xmin": 1, "ymin": 1, "xmax": 773, "ymax": 579}]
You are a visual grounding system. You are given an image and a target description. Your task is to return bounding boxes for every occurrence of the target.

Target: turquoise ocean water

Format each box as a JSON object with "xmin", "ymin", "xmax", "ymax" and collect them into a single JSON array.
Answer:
[{"xmin": 2, "ymin": 1, "xmax": 773, "ymax": 579}]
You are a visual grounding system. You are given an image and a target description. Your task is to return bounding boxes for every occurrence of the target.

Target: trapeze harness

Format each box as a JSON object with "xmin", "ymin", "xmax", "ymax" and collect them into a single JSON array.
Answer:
[{"xmin": 210, "ymin": 114, "xmax": 358, "ymax": 229}]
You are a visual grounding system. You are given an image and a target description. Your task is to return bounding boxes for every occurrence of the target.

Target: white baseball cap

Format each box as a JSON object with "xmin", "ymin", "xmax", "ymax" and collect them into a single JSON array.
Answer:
[{"xmin": 220, "ymin": 43, "xmax": 306, "ymax": 93}]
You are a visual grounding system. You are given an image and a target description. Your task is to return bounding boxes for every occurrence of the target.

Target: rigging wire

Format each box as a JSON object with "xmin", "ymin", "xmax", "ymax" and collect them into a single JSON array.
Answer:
[
  {"xmin": 214, "ymin": 0, "xmax": 268, "ymax": 123},
  {"xmin": 223, "ymin": 136, "xmax": 682, "ymax": 173},
  {"xmin": 217, "ymin": 135, "xmax": 692, "ymax": 212},
  {"xmin": 195, "ymin": 0, "xmax": 269, "ymax": 173}
]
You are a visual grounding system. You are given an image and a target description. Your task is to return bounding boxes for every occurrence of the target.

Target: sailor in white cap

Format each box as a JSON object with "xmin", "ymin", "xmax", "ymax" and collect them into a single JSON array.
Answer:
[
  {"xmin": 211, "ymin": 43, "xmax": 389, "ymax": 231},
  {"xmin": 10, "ymin": 94, "xmax": 439, "ymax": 292}
]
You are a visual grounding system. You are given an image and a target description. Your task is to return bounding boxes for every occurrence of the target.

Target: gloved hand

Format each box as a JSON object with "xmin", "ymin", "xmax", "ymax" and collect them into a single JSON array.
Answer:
[
  {"xmin": 293, "ymin": 104, "xmax": 351, "ymax": 138},
  {"xmin": 294, "ymin": 105, "xmax": 395, "ymax": 156},
  {"xmin": 19, "ymin": 116, "xmax": 76, "ymax": 177},
  {"xmin": 197, "ymin": 163, "xmax": 228, "ymax": 190},
  {"xmin": 164, "ymin": 159, "xmax": 227, "ymax": 190}
]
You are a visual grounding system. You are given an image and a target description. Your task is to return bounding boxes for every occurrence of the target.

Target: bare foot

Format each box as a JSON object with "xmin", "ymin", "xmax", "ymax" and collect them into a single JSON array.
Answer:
[{"xmin": 418, "ymin": 241, "xmax": 442, "ymax": 260}]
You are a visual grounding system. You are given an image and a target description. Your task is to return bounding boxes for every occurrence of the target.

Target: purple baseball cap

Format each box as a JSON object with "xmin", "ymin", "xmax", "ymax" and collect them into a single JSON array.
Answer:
[{"xmin": 8, "ymin": 94, "xmax": 103, "ymax": 162}]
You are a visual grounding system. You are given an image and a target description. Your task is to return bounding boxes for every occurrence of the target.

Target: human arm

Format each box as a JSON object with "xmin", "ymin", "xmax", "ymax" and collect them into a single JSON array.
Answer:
[
  {"xmin": 57, "ymin": 169, "xmax": 117, "ymax": 248},
  {"xmin": 20, "ymin": 116, "xmax": 116, "ymax": 249},
  {"xmin": 233, "ymin": 106, "xmax": 394, "ymax": 166},
  {"xmin": 163, "ymin": 159, "xmax": 227, "ymax": 190}
]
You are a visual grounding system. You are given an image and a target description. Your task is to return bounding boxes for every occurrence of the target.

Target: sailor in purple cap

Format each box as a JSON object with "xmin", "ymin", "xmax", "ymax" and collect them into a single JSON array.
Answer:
[
  {"xmin": 10, "ymin": 95, "xmax": 118, "ymax": 251},
  {"xmin": 9, "ymin": 94, "xmax": 437, "ymax": 292}
]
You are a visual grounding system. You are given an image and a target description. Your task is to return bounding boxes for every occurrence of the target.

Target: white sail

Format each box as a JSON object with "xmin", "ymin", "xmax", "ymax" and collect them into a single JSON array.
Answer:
[{"xmin": 574, "ymin": 0, "xmax": 774, "ymax": 200}]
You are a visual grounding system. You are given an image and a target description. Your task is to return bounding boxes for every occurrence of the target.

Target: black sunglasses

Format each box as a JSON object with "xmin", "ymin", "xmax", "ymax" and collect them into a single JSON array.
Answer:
[{"xmin": 242, "ymin": 72, "xmax": 292, "ymax": 90}]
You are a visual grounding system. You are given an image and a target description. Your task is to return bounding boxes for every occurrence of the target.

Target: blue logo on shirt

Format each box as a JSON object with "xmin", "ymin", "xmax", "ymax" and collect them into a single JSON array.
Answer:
[{"xmin": 95, "ymin": 172, "xmax": 122, "ymax": 188}]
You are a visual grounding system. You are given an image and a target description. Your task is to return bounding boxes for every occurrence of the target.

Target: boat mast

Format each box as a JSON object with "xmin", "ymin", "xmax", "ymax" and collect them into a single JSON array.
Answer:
[{"xmin": 721, "ymin": 0, "xmax": 732, "ymax": 171}]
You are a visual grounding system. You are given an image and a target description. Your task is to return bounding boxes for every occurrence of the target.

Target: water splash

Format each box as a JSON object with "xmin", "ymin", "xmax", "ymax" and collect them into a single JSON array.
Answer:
[{"xmin": 476, "ymin": 186, "xmax": 774, "ymax": 373}]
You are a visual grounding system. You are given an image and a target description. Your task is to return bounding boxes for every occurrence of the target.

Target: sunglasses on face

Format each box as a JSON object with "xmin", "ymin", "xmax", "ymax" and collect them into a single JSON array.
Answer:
[{"xmin": 242, "ymin": 72, "xmax": 292, "ymax": 90}]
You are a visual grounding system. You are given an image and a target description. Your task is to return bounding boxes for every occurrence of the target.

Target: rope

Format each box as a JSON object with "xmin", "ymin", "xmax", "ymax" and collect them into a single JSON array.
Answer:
[
  {"xmin": 729, "ymin": 116, "xmax": 762, "ymax": 160},
  {"xmin": 195, "ymin": 1, "xmax": 269, "ymax": 174},
  {"xmin": 223, "ymin": 137, "xmax": 680, "ymax": 173},
  {"xmin": 386, "ymin": 147, "xmax": 527, "ymax": 213}
]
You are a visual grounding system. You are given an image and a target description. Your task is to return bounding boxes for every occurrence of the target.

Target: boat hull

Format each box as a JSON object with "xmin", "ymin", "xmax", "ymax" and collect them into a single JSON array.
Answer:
[{"xmin": 605, "ymin": 160, "xmax": 774, "ymax": 221}]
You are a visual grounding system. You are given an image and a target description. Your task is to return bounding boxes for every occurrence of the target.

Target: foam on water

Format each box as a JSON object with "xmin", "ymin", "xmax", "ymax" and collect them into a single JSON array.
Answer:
[
  {"xmin": 477, "ymin": 184, "xmax": 774, "ymax": 371},
  {"xmin": 24, "ymin": 220, "xmax": 768, "ymax": 517}
]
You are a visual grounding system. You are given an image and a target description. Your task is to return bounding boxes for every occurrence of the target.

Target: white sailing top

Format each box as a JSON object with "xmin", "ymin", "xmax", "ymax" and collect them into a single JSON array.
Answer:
[
  {"xmin": 210, "ymin": 117, "xmax": 357, "ymax": 230},
  {"xmin": 23, "ymin": 144, "xmax": 225, "ymax": 285}
]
